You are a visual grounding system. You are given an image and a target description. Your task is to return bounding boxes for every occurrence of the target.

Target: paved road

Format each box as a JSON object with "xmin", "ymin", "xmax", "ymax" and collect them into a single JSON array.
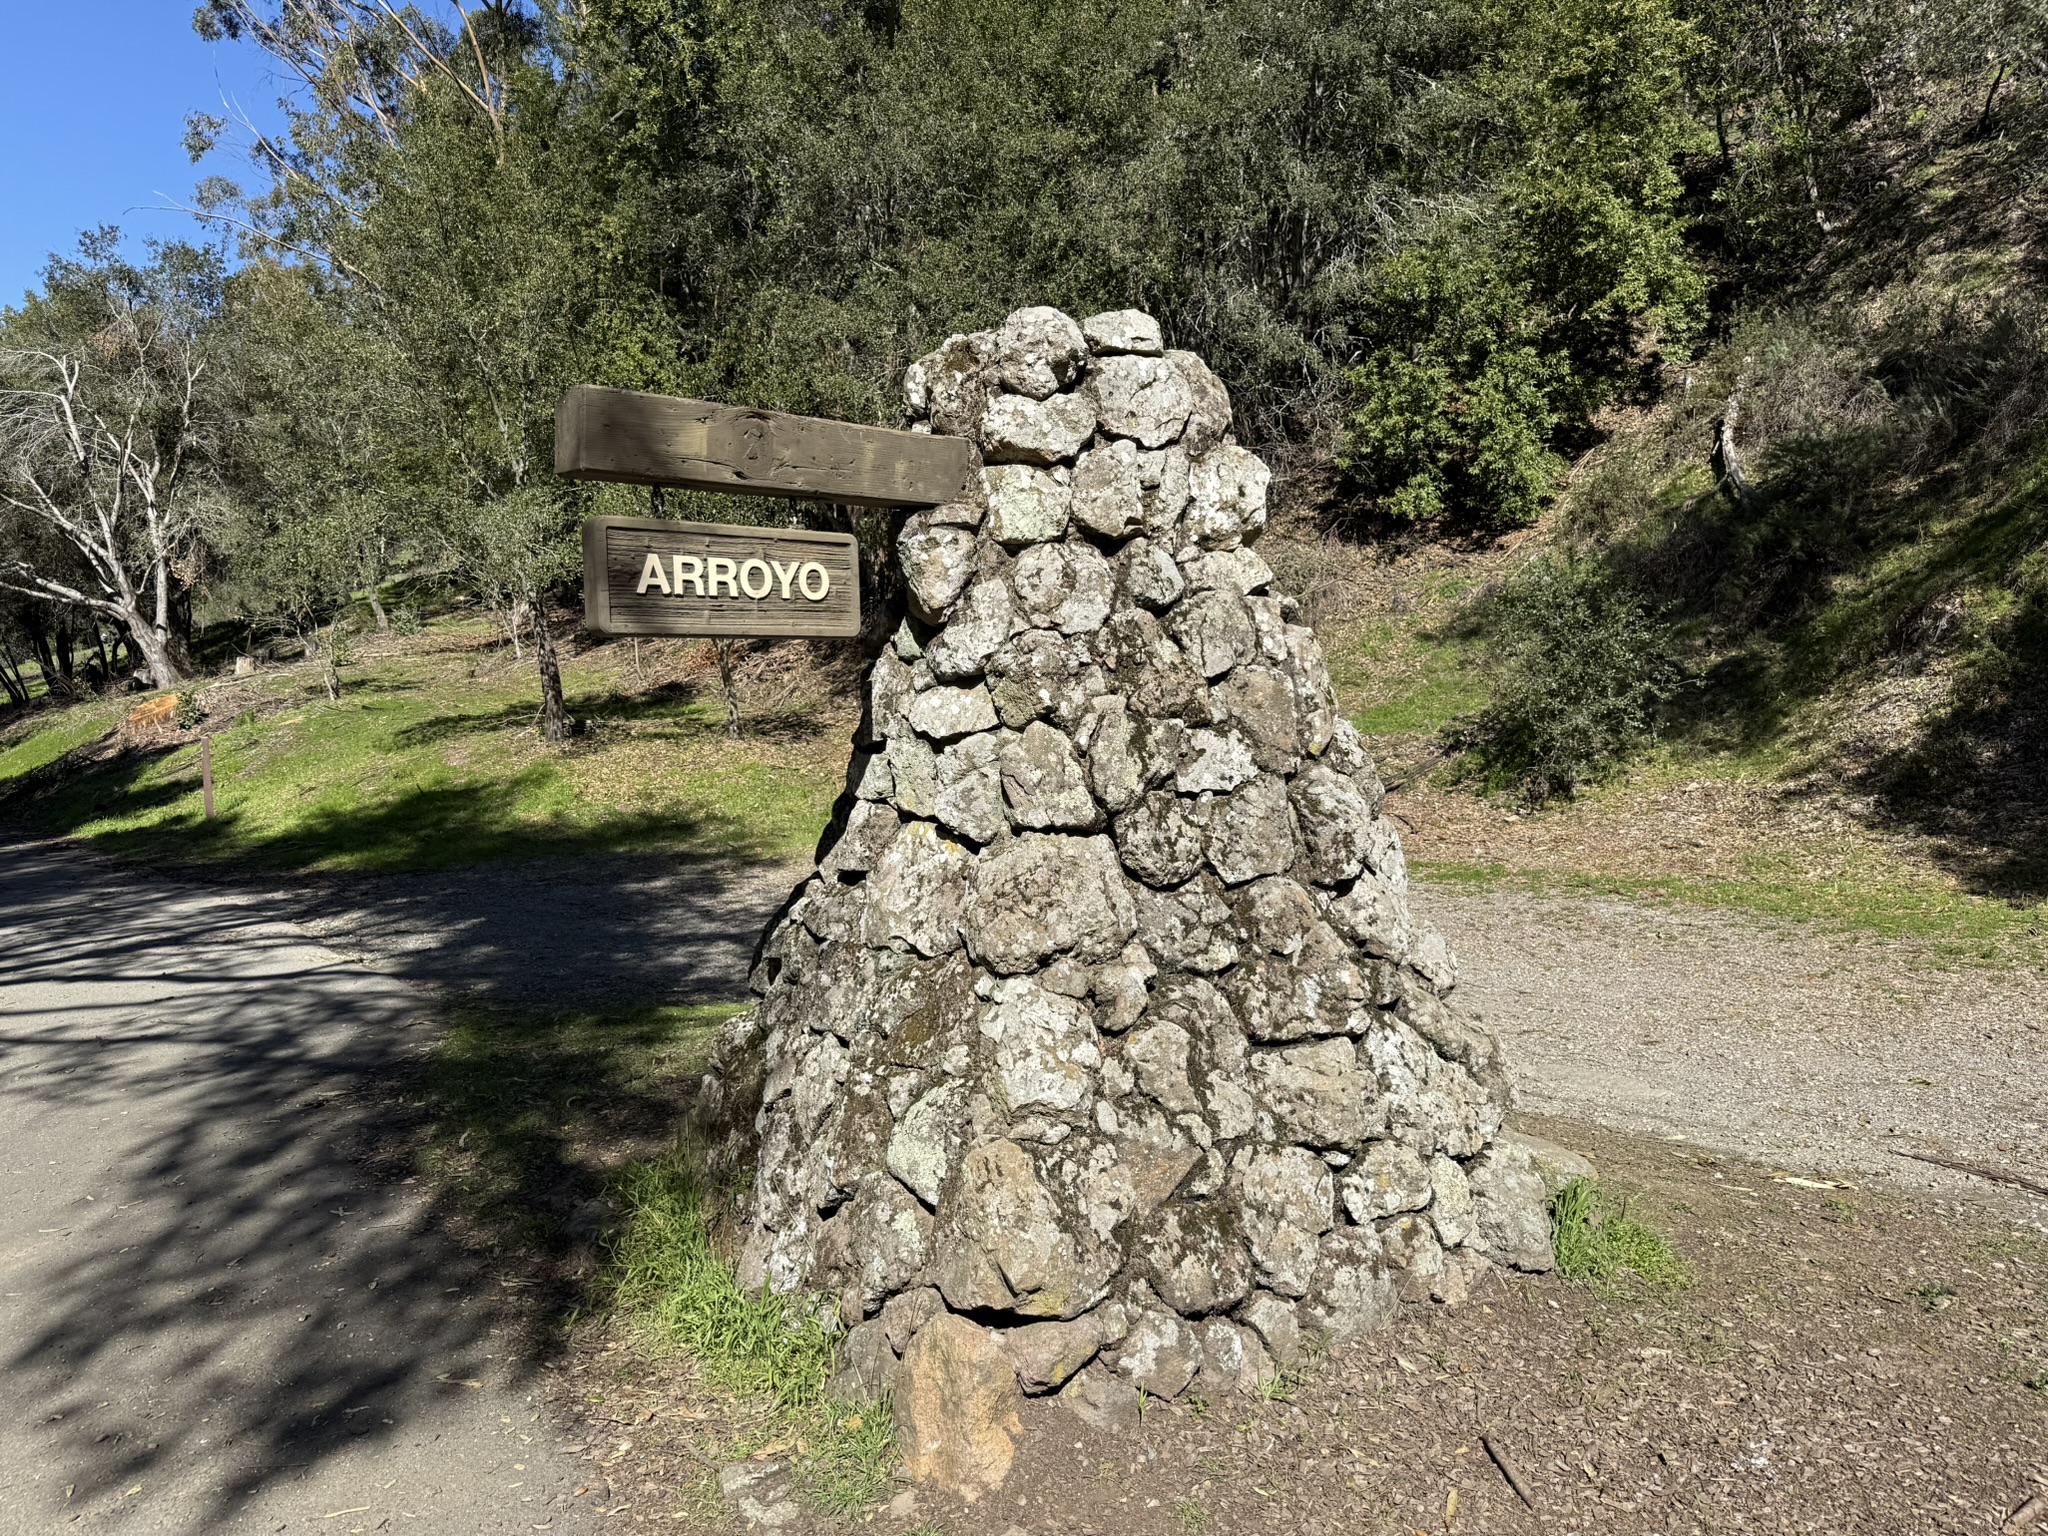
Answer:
[{"xmin": 0, "ymin": 838, "xmax": 613, "ymax": 1536}]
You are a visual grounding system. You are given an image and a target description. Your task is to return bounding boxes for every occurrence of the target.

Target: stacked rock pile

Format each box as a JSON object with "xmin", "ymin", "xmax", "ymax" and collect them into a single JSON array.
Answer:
[{"xmin": 700, "ymin": 305, "xmax": 1554, "ymax": 1497}]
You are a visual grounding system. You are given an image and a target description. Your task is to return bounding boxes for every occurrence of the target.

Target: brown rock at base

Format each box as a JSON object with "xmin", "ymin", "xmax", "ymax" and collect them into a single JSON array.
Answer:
[{"xmin": 894, "ymin": 1313, "xmax": 1023, "ymax": 1503}]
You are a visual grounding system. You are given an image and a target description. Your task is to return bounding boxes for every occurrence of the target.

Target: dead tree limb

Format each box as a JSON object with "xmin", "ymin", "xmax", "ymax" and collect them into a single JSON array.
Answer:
[
  {"xmin": 1483, "ymin": 1436, "xmax": 1540, "ymax": 1509},
  {"xmin": 1710, "ymin": 391, "xmax": 1762, "ymax": 513}
]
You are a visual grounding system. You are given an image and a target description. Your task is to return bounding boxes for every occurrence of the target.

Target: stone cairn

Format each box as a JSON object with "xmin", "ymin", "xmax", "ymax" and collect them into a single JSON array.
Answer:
[{"xmin": 700, "ymin": 306, "xmax": 1555, "ymax": 1499}]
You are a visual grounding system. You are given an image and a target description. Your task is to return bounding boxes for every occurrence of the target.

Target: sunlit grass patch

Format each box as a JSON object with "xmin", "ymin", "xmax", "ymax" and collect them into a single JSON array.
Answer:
[
  {"xmin": 1417, "ymin": 847, "xmax": 2048, "ymax": 970},
  {"xmin": 9, "ymin": 617, "xmax": 841, "ymax": 872},
  {"xmin": 608, "ymin": 1150, "xmax": 898, "ymax": 1513},
  {"xmin": 1551, "ymin": 1177, "xmax": 1687, "ymax": 1291},
  {"xmin": 0, "ymin": 696, "xmax": 124, "ymax": 787}
]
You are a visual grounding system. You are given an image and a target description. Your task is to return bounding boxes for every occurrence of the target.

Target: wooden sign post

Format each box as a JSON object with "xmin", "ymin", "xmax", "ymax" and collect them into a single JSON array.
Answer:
[{"xmin": 557, "ymin": 385, "xmax": 974, "ymax": 639}]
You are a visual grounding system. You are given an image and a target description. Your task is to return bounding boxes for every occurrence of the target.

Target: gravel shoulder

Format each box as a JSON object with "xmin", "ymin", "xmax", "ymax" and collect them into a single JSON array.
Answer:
[{"xmin": 1421, "ymin": 885, "xmax": 2048, "ymax": 1221}]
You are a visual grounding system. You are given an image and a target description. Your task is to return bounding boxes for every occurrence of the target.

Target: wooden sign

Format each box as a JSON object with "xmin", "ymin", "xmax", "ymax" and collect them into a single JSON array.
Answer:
[
  {"xmin": 556, "ymin": 385, "xmax": 974, "ymax": 509},
  {"xmin": 581, "ymin": 516, "xmax": 862, "ymax": 639}
]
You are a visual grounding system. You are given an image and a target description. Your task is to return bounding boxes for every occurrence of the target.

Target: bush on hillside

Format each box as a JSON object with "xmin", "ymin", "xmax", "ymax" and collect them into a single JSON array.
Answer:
[{"xmin": 1449, "ymin": 558, "xmax": 1683, "ymax": 801}]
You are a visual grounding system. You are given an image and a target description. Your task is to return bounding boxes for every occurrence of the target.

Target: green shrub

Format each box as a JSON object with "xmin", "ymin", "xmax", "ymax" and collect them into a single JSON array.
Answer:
[
  {"xmin": 173, "ymin": 689, "xmax": 207, "ymax": 730},
  {"xmin": 1448, "ymin": 557, "xmax": 1681, "ymax": 801},
  {"xmin": 1338, "ymin": 244, "xmax": 1574, "ymax": 527},
  {"xmin": 1550, "ymin": 1176, "xmax": 1686, "ymax": 1289},
  {"xmin": 389, "ymin": 605, "xmax": 423, "ymax": 636}
]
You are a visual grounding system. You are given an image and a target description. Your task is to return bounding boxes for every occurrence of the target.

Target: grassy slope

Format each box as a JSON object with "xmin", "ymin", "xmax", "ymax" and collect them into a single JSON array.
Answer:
[{"xmin": 0, "ymin": 616, "xmax": 846, "ymax": 872}]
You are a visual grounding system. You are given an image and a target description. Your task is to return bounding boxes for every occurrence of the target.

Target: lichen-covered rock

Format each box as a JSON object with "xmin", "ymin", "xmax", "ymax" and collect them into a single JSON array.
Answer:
[
  {"xmin": 909, "ymin": 684, "xmax": 999, "ymax": 742},
  {"xmin": 860, "ymin": 822, "xmax": 972, "ymax": 956},
  {"xmin": 908, "ymin": 331, "xmax": 999, "ymax": 436},
  {"xmin": 1338, "ymin": 1141, "xmax": 1433, "ymax": 1223},
  {"xmin": 720, "ymin": 310, "xmax": 1547, "ymax": 1444},
  {"xmin": 1184, "ymin": 446, "xmax": 1270, "ymax": 550},
  {"xmin": 1113, "ymin": 790, "xmax": 1208, "ymax": 888},
  {"xmin": 1111, "ymin": 1303, "xmax": 1203, "ymax": 1398},
  {"xmin": 1289, "ymin": 764, "xmax": 1378, "ymax": 886},
  {"xmin": 1001, "ymin": 720, "xmax": 1102, "ymax": 832},
  {"xmin": 1235, "ymin": 1146, "xmax": 1334, "ymax": 1297},
  {"xmin": 923, "ymin": 578, "xmax": 1016, "ymax": 683},
  {"xmin": 1090, "ymin": 354, "xmax": 1193, "ymax": 448},
  {"xmin": 1167, "ymin": 589, "xmax": 1257, "ymax": 680},
  {"xmin": 1466, "ymin": 1143, "xmax": 1557, "ymax": 1272},
  {"xmin": 1083, "ymin": 309, "xmax": 1165, "ymax": 356},
  {"xmin": 933, "ymin": 730, "xmax": 1007, "ymax": 845},
  {"xmin": 997, "ymin": 305, "xmax": 1089, "ymax": 399},
  {"xmin": 900, "ymin": 522, "xmax": 979, "ymax": 623},
  {"xmin": 1072, "ymin": 438, "xmax": 1145, "ymax": 538},
  {"xmin": 1002, "ymin": 1315, "xmax": 1103, "ymax": 1394},
  {"xmin": 1203, "ymin": 774, "xmax": 1299, "ymax": 886},
  {"xmin": 984, "ymin": 463, "xmax": 1071, "ymax": 546},
  {"xmin": 986, "ymin": 629, "xmax": 1096, "ymax": 731},
  {"xmin": 1169, "ymin": 350, "xmax": 1234, "ymax": 458},
  {"xmin": 1117, "ymin": 536, "xmax": 1185, "ymax": 613},
  {"xmin": 1011, "ymin": 543, "xmax": 1114, "ymax": 635},
  {"xmin": 962, "ymin": 831, "xmax": 1136, "ymax": 973},
  {"xmin": 982, "ymin": 391, "xmax": 1096, "ymax": 465}
]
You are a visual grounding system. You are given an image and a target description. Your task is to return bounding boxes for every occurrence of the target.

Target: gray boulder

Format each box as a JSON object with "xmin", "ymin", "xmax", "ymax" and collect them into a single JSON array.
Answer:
[
  {"xmin": 1083, "ymin": 309, "xmax": 1164, "ymax": 356},
  {"xmin": 1089, "ymin": 354, "xmax": 1193, "ymax": 448},
  {"xmin": 997, "ymin": 305, "xmax": 1089, "ymax": 398}
]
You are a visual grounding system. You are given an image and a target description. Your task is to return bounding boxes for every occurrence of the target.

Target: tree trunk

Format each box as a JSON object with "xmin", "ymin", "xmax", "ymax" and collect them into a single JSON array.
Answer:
[
  {"xmin": 0, "ymin": 645, "xmax": 28, "ymax": 706},
  {"xmin": 713, "ymin": 640, "xmax": 742, "ymax": 739},
  {"xmin": 1711, "ymin": 393, "xmax": 1762, "ymax": 513},
  {"xmin": 1975, "ymin": 64, "xmax": 2008, "ymax": 137},
  {"xmin": 533, "ymin": 597, "xmax": 571, "ymax": 744},
  {"xmin": 122, "ymin": 612, "xmax": 184, "ymax": 690},
  {"xmin": 367, "ymin": 587, "xmax": 390, "ymax": 631}
]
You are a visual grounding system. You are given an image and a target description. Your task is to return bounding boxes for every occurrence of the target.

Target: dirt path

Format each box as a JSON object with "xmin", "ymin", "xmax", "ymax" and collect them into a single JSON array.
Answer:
[
  {"xmin": 238, "ymin": 847, "xmax": 2048, "ymax": 1217},
  {"xmin": 1422, "ymin": 886, "xmax": 2048, "ymax": 1219},
  {"xmin": 0, "ymin": 836, "xmax": 598, "ymax": 1535}
]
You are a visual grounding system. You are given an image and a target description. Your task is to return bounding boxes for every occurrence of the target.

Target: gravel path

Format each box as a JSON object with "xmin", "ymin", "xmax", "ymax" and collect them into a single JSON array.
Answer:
[
  {"xmin": 1423, "ymin": 886, "xmax": 2048, "ymax": 1216},
  {"xmin": 236, "ymin": 846, "xmax": 2048, "ymax": 1215},
  {"xmin": 245, "ymin": 854, "xmax": 810, "ymax": 1006},
  {"xmin": 0, "ymin": 837, "xmax": 599, "ymax": 1535}
]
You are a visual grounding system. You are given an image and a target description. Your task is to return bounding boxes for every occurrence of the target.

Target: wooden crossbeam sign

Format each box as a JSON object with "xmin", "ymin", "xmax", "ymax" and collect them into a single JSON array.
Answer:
[{"xmin": 557, "ymin": 385, "xmax": 974, "ymax": 639}]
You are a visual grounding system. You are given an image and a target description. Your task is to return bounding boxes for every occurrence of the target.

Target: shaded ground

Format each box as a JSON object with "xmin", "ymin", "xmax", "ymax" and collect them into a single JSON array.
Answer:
[
  {"xmin": 5, "ymin": 827, "xmax": 2043, "ymax": 1535},
  {"xmin": 0, "ymin": 836, "xmax": 596, "ymax": 1534},
  {"xmin": 249, "ymin": 851, "xmax": 807, "ymax": 1006}
]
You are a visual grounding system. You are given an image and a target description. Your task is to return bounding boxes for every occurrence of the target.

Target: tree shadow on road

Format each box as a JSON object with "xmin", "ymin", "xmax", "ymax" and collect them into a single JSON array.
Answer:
[{"xmin": 0, "ymin": 835, "xmax": 771, "ymax": 1530}]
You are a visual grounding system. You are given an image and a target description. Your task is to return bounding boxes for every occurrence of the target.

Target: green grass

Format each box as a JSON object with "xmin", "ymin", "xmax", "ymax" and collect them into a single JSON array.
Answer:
[
  {"xmin": 1, "ymin": 619, "xmax": 842, "ymax": 872},
  {"xmin": 415, "ymin": 995, "xmax": 898, "ymax": 1514},
  {"xmin": 609, "ymin": 1151, "xmax": 898, "ymax": 1514},
  {"xmin": 1550, "ymin": 1177, "xmax": 1688, "ymax": 1291},
  {"xmin": 422, "ymin": 1000, "xmax": 742, "ymax": 1251},
  {"xmin": 610, "ymin": 1155, "xmax": 839, "ymax": 1405},
  {"xmin": 1418, "ymin": 846, "xmax": 2048, "ymax": 969},
  {"xmin": 0, "ymin": 695, "xmax": 125, "ymax": 783},
  {"xmin": 1327, "ymin": 616, "xmax": 1488, "ymax": 740}
]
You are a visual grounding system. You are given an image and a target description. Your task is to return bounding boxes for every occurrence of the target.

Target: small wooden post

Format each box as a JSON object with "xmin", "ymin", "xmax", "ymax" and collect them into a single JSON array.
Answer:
[{"xmin": 201, "ymin": 736, "xmax": 214, "ymax": 821}]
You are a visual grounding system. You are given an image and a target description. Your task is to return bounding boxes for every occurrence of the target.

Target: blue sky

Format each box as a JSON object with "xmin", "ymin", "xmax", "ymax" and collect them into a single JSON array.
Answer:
[{"xmin": 0, "ymin": 2, "xmax": 286, "ymax": 305}]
